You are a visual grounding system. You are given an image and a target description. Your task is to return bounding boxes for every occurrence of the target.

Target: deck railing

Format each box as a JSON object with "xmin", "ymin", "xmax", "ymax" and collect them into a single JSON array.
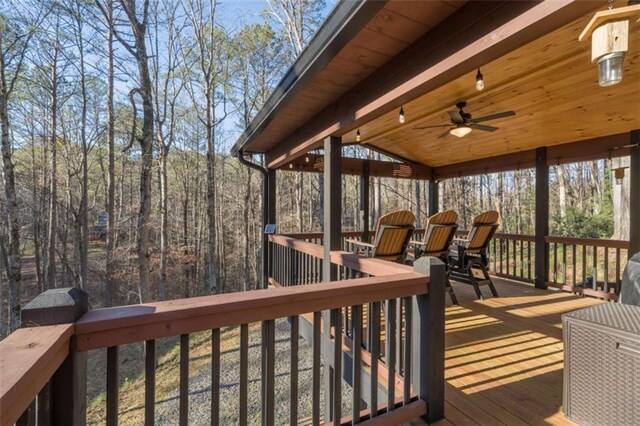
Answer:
[
  {"xmin": 280, "ymin": 230, "xmax": 629, "ymax": 301},
  {"xmin": 1, "ymin": 249, "xmax": 445, "ymax": 425}
]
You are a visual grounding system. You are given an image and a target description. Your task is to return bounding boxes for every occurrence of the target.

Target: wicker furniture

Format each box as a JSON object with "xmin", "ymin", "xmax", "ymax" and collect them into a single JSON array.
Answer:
[{"xmin": 563, "ymin": 303, "xmax": 640, "ymax": 425}]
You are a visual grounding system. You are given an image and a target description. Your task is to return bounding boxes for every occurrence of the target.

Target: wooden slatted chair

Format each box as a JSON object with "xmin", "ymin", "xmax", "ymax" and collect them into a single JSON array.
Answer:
[
  {"xmin": 347, "ymin": 210, "xmax": 415, "ymax": 263},
  {"xmin": 410, "ymin": 210, "xmax": 460, "ymax": 304},
  {"xmin": 448, "ymin": 211, "xmax": 500, "ymax": 300}
]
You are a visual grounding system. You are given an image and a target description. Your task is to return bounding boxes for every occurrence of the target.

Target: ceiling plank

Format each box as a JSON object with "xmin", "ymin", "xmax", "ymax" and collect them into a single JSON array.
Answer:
[{"xmin": 266, "ymin": 0, "xmax": 599, "ymax": 168}]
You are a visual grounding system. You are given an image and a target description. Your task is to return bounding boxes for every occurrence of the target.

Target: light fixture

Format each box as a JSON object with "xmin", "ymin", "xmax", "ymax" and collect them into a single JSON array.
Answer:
[
  {"xmin": 614, "ymin": 167, "xmax": 626, "ymax": 185},
  {"xmin": 289, "ymin": 163, "xmax": 294, "ymax": 169},
  {"xmin": 399, "ymin": 106, "xmax": 405, "ymax": 124},
  {"xmin": 304, "ymin": 156, "xmax": 310, "ymax": 163},
  {"xmin": 450, "ymin": 126, "xmax": 472, "ymax": 138},
  {"xmin": 475, "ymin": 68, "xmax": 484, "ymax": 91},
  {"xmin": 356, "ymin": 129, "xmax": 361, "ymax": 142},
  {"xmin": 579, "ymin": 3, "xmax": 640, "ymax": 87}
]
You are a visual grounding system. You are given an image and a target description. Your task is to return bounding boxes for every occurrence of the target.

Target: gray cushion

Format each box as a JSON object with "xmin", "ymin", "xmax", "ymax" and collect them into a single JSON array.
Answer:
[{"xmin": 619, "ymin": 252, "xmax": 640, "ymax": 307}]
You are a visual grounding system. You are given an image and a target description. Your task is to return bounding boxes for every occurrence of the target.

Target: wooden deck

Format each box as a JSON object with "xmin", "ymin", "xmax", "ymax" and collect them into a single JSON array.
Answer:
[{"xmin": 413, "ymin": 277, "xmax": 602, "ymax": 426}]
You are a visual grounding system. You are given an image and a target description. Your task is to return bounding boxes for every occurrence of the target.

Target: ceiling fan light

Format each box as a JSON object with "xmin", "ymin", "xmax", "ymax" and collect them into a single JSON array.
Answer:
[{"xmin": 450, "ymin": 126, "xmax": 472, "ymax": 138}]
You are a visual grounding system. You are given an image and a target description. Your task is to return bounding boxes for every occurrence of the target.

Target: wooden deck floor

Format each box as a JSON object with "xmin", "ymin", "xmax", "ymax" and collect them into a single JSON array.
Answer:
[{"xmin": 413, "ymin": 277, "xmax": 603, "ymax": 426}]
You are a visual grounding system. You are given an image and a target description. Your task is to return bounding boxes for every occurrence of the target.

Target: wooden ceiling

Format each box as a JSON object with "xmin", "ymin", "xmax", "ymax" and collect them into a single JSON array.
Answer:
[
  {"xmin": 349, "ymin": 5, "xmax": 640, "ymax": 167},
  {"xmin": 242, "ymin": 1, "xmax": 465, "ymax": 153}
]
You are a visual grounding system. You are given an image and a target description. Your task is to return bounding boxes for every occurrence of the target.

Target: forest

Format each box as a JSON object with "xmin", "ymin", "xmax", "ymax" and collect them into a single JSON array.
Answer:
[{"xmin": 0, "ymin": 0, "xmax": 631, "ymax": 339}]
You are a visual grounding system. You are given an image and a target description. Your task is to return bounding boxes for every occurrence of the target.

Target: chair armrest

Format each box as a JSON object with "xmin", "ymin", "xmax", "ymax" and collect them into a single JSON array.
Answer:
[{"xmin": 345, "ymin": 239, "xmax": 375, "ymax": 249}]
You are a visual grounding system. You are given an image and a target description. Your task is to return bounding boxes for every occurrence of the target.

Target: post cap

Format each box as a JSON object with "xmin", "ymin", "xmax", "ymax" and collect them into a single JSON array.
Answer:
[{"xmin": 21, "ymin": 287, "xmax": 89, "ymax": 327}]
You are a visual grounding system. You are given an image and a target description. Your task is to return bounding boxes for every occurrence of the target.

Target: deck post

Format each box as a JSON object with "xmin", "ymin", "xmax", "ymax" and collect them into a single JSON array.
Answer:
[
  {"xmin": 535, "ymin": 147, "xmax": 549, "ymax": 289},
  {"xmin": 412, "ymin": 257, "xmax": 445, "ymax": 423},
  {"xmin": 323, "ymin": 135, "xmax": 342, "ymax": 422},
  {"xmin": 428, "ymin": 179, "xmax": 439, "ymax": 217},
  {"xmin": 20, "ymin": 287, "xmax": 89, "ymax": 425},
  {"xmin": 630, "ymin": 130, "xmax": 640, "ymax": 257},
  {"xmin": 265, "ymin": 168, "xmax": 277, "ymax": 289},
  {"xmin": 360, "ymin": 160, "xmax": 370, "ymax": 242}
]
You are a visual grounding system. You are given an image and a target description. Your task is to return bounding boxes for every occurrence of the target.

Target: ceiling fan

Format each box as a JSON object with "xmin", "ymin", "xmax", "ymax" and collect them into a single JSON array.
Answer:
[{"xmin": 413, "ymin": 102, "xmax": 516, "ymax": 138}]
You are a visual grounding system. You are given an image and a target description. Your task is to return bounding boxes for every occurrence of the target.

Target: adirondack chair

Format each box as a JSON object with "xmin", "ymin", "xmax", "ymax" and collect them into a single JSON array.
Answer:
[
  {"xmin": 347, "ymin": 210, "xmax": 415, "ymax": 263},
  {"xmin": 448, "ymin": 211, "xmax": 500, "ymax": 300},
  {"xmin": 410, "ymin": 210, "xmax": 460, "ymax": 304}
]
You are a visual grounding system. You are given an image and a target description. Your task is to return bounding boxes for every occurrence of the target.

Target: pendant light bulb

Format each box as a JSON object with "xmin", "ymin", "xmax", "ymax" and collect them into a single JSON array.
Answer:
[
  {"xmin": 399, "ymin": 106, "xmax": 405, "ymax": 124},
  {"xmin": 356, "ymin": 129, "xmax": 361, "ymax": 142},
  {"xmin": 475, "ymin": 68, "xmax": 485, "ymax": 91}
]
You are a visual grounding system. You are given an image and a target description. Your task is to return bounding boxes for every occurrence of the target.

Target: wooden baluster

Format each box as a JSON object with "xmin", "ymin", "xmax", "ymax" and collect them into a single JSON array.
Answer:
[
  {"xmin": 179, "ymin": 334, "xmax": 189, "ymax": 426},
  {"xmin": 16, "ymin": 401, "xmax": 35, "ymax": 426},
  {"xmin": 604, "ymin": 247, "xmax": 609, "ymax": 293},
  {"xmin": 592, "ymin": 246, "xmax": 598, "ymax": 290},
  {"xmin": 265, "ymin": 319, "xmax": 275, "ymax": 426},
  {"xmin": 106, "ymin": 346, "xmax": 119, "ymax": 426},
  {"xmin": 145, "ymin": 339, "xmax": 156, "ymax": 426},
  {"xmin": 572, "ymin": 245, "xmax": 577, "ymax": 287},
  {"xmin": 562, "ymin": 244, "xmax": 567, "ymax": 285},
  {"xmin": 290, "ymin": 316, "xmax": 299, "ymax": 426},
  {"xmin": 506, "ymin": 238, "xmax": 510, "ymax": 276},
  {"xmin": 499, "ymin": 240, "xmax": 503, "ymax": 274},
  {"xmin": 312, "ymin": 312, "xmax": 321, "ymax": 426},
  {"xmin": 239, "ymin": 325, "xmax": 248, "ymax": 425},
  {"xmin": 519, "ymin": 239, "xmax": 524, "ymax": 278},
  {"xmin": 396, "ymin": 299, "xmax": 403, "ymax": 377},
  {"xmin": 615, "ymin": 248, "xmax": 622, "ymax": 294},
  {"xmin": 581, "ymin": 245, "xmax": 587, "ymax": 287},
  {"xmin": 385, "ymin": 299, "xmax": 397, "ymax": 412},
  {"xmin": 370, "ymin": 302, "xmax": 381, "ymax": 418},
  {"xmin": 37, "ymin": 382, "xmax": 51, "ymax": 426},
  {"xmin": 403, "ymin": 297, "xmax": 412, "ymax": 405},
  {"xmin": 332, "ymin": 309, "xmax": 342, "ymax": 425},
  {"xmin": 211, "ymin": 329, "xmax": 220, "ymax": 425},
  {"xmin": 528, "ymin": 241, "xmax": 532, "ymax": 280},
  {"xmin": 493, "ymin": 239, "xmax": 497, "ymax": 273},
  {"xmin": 352, "ymin": 305, "xmax": 362, "ymax": 423},
  {"xmin": 553, "ymin": 242, "xmax": 558, "ymax": 284}
]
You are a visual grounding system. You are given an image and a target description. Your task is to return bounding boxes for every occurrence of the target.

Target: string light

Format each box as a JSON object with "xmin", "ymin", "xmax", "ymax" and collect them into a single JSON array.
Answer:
[
  {"xmin": 304, "ymin": 156, "xmax": 310, "ymax": 163},
  {"xmin": 356, "ymin": 129, "xmax": 361, "ymax": 142},
  {"xmin": 475, "ymin": 68, "xmax": 485, "ymax": 91},
  {"xmin": 399, "ymin": 106, "xmax": 405, "ymax": 124}
]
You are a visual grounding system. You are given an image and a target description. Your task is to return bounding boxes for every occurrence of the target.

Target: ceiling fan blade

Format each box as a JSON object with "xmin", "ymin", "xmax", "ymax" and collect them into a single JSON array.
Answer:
[
  {"xmin": 472, "ymin": 123, "xmax": 499, "ymax": 132},
  {"xmin": 413, "ymin": 124, "xmax": 451, "ymax": 130},
  {"xmin": 473, "ymin": 110, "xmax": 516, "ymax": 123},
  {"xmin": 447, "ymin": 110, "xmax": 464, "ymax": 124},
  {"xmin": 437, "ymin": 129, "xmax": 450, "ymax": 138}
]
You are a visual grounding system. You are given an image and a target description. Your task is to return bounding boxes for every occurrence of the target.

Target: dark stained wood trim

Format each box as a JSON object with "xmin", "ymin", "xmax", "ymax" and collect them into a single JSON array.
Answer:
[
  {"xmin": 630, "ymin": 130, "xmax": 640, "ymax": 257},
  {"xmin": 283, "ymin": 153, "xmax": 432, "ymax": 180},
  {"xmin": 433, "ymin": 133, "xmax": 631, "ymax": 179},
  {"xmin": 535, "ymin": 147, "xmax": 549, "ymax": 290},
  {"xmin": 428, "ymin": 180, "xmax": 438, "ymax": 216},
  {"xmin": 266, "ymin": 0, "xmax": 598, "ymax": 168},
  {"xmin": 323, "ymin": 136, "xmax": 342, "ymax": 283},
  {"xmin": 361, "ymin": 160, "xmax": 370, "ymax": 241}
]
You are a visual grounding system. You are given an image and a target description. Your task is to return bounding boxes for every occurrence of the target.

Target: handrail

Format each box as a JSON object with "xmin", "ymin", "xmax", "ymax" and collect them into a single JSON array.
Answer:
[
  {"xmin": 75, "ymin": 272, "xmax": 427, "ymax": 352},
  {"xmin": 0, "ymin": 324, "xmax": 74, "ymax": 425},
  {"xmin": 544, "ymin": 235, "xmax": 629, "ymax": 249}
]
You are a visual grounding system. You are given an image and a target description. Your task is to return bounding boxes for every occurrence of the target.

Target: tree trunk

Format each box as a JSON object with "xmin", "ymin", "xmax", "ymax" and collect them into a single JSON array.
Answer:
[
  {"xmin": 558, "ymin": 164, "xmax": 567, "ymax": 219},
  {"xmin": 46, "ymin": 44, "xmax": 60, "ymax": 290},
  {"xmin": 105, "ymin": 0, "xmax": 116, "ymax": 306},
  {"xmin": 613, "ymin": 157, "xmax": 630, "ymax": 240}
]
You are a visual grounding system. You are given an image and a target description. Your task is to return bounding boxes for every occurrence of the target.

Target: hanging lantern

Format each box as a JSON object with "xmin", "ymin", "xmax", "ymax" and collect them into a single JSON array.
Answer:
[
  {"xmin": 613, "ymin": 167, "xmax": 628, "ymax": 185},
  {"xmin": 579, "ymin": 4, "xmax": 640, "ymax": 86}
]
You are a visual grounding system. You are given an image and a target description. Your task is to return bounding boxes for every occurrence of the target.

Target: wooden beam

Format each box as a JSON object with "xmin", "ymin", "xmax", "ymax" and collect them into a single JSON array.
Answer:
[
  {"xmin": 535, "ymin": 147, "xmax": 549, "ymax": 290},
  {"xmin": 266, "ymin": 0, "xmax": 598, "ymax": 168},
  {"xmin": 283, "ymin": 153, "xmax": 432, "ymax": 180},
  {"xmin": 630, "ymin": 130, "xmax": 640, "ymax": 258},
  {"xmin": 432, "ymin": 133, "xmax": 631, "ymax": 179}
]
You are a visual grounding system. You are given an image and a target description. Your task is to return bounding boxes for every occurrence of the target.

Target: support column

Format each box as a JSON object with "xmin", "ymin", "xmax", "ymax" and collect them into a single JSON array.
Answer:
[
  {"xmin": 535, "ymin": 147, "xmax": 549, "ymax": 289},
  {"xmin": 322, "ymin": 136, "xmax": 341, "ymax": 422},
  {"xmin": 630, "ymin": 130, "xmax": 640, "ymax": 257},
  {"xmin": 323, "ymin": 136, "xmax": 342, "ymax": 281},
  {"xmin": 360, "ymin": 160, "xmax": 370, "ymax": 242},
  {"xmin": 428, "ymin": 179, "xmax": 439, "ymax": 217},
  {"xmin": 264, "ymin": 168, "xmax": 276, "ymax": 289}
]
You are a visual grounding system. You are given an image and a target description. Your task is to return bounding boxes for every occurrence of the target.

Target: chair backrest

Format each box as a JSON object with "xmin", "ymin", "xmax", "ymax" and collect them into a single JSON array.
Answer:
[
  {"xmin": 421, "ymin": 210, "xmax": 459, "ymax": 257},
  {"xmin": 466, "ymin": 210, "xmax": 499, "ymax": 253},
  {"xmin": 371, "ymin": 210, "xmax": 415, "ymax": 261}
]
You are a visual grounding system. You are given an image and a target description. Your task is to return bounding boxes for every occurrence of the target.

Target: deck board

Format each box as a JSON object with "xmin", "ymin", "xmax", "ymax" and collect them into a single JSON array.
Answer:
[{"xmin": 408, "ymin": 277, "xmax": 602, "ymax": 426}]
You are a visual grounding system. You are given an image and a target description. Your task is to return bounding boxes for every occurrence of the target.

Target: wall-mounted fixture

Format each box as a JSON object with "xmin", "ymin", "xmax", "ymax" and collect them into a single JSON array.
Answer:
[
  {"xmin": 475, "ymin": 68, "xmax": 484, "ymax": 91},
  {"xmin": 399, "ymin": 106, "xmax": 405, "ymax": 124},
  {"xmin": 579, "ymin": 3, "xmax": 640, "ymax": 86},
  {"xmin": 356, "ymin": 129, "xmax": 361, "ymax": 142},
  {"xmin": 613, "ymin": 166, "xmax": 628, "ymax": 185}
]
